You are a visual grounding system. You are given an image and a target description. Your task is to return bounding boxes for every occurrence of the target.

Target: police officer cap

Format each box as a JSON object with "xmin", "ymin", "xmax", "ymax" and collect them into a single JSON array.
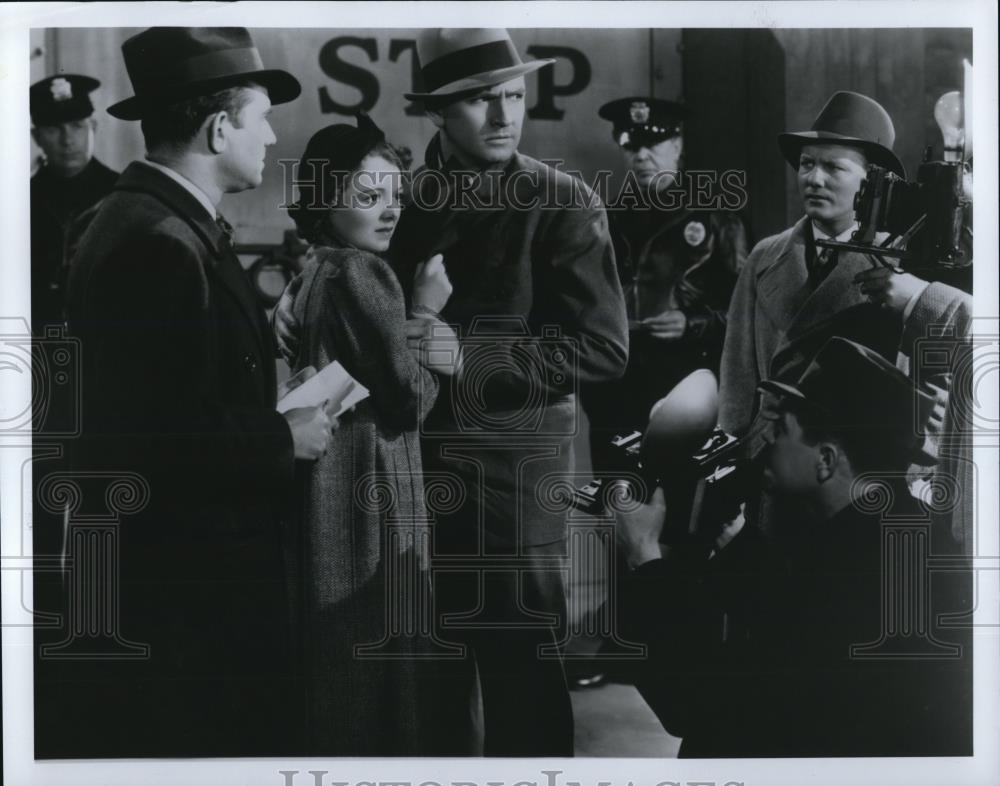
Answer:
[
  {"xmin": 598, "ymin": 96, "xmax": 685, "ymax": 150},
  {"xmin": 30, "ymin": 74, "xmax": 100, "ymax": 126}
]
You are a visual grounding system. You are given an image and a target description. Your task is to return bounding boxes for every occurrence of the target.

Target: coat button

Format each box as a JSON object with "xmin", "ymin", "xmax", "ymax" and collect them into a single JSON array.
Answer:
[{"xmin": 243, "ymin": 353, "xmax": 257, "ymax": 372}]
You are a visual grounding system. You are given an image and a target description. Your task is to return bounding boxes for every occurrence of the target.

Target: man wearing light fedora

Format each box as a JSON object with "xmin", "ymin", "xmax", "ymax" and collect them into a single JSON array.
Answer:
[
  {"xmin": 56, "ymin": 27, "xmax": 333, "ymax": 757},
  {"xmin": 393, "ymin": 29, "xmax": 629, "ymax": 756}
]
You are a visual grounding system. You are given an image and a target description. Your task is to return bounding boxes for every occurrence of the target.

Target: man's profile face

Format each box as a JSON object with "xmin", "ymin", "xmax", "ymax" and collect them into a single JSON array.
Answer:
[
  {"xmin": 32, "ymin": 117, "xmax": 96, "ymax": 178},
  {"xmin": 432, "ymin": 76, "xmax": 526, "ymax": 167},
  {"xmin": 761, "ymin": 408, "xmax": 819, "ymax": 498},
  {"xmin": 622, "ymin": 135, "xmax": 683, "ymax": 191},
  {"xmin": 218, "ymin": 86, "xmax": 276, "ymax": 192},
  {"xmin": 797, "ymin": 143, "xmax": 869, "ymax": 228}
]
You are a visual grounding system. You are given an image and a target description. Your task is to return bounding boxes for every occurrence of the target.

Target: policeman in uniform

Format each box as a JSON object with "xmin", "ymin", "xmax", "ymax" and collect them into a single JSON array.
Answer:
[
  {"xmin": 569, "ymin": 97, "xmax": 749, "ymax": 692},
  {"xmin": 30, "ymin": 74, "xmax": 118, "ymax": 333},
  {"xmin": 585, "ymin": 97, "xmax": 748, "ymax": 471}
]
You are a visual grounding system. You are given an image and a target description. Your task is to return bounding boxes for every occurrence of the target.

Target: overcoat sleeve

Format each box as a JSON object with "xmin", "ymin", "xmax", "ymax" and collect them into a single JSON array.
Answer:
[
  {"xmin": 718, "ymin": 242, "xmax": 765, "ymax": 435},
  {"xmin": 83, "ymin": 230, "xmax": 294, "ymax": 501},
  {"xmin": 322, "ymin": 250, "xmax": 439, "ymax": 433}
]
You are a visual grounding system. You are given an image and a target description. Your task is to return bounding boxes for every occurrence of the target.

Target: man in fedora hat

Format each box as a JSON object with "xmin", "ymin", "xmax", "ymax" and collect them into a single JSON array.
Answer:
[
  {"xmin": 56, "ymin": 27, "xmax": 333, "ymax": 757},
  {"xmin": 718, "ymin": 91, "xmax": 974, "ymax": 549},
  {"xmin": 393, "ymin": 28, "xmax": 629, "ymax": 755},
  {"xmin": 717, "ymin": 90, "xmax": 916, "ymax": 440},
  {"xmin": 30, "ymin": 74, "xmax": 118, "ymax": 334},
  {"xmin": 615, "ymin": 337, "xmax": 972, "ymax": 757}
]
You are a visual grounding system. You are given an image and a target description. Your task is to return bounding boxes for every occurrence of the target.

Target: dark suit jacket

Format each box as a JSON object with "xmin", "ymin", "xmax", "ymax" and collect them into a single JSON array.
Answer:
[
  {"xmin": 51, "ymin": 161, "xmax": 296, "ymax": 757},
  {"xmin": 623, "ymin": 489, "xmax": 973, "ymax": 758}
]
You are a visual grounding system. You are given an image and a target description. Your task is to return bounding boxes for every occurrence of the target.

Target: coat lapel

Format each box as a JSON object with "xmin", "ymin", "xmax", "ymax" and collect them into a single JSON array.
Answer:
[
  {"xmin": 757, "ymin": 216, "xmax": 872, "ymax": 347},
  {"xmin": 114, "ymin": 163, "xmax": 272, "ymax": 366}
]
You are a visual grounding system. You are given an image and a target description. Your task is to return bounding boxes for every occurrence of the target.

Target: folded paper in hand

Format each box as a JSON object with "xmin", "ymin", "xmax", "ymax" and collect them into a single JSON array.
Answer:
[{"xmin": 276, "ymin": 361, "xmax": 369, "ymax": 417}]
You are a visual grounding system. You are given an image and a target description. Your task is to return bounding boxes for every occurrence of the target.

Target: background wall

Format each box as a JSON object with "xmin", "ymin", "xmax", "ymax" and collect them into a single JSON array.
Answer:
[{"xmin": 29, "ymin": 27, "xmax": 971, "ymax": 245}]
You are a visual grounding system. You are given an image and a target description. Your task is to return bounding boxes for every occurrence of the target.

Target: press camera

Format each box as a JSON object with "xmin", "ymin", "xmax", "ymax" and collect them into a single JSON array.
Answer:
[
  {"xmin": 817, "ymin": 75, "xmax": 973, "ymax": 271},
  {"xmin": 572, "ymin": 426, "xmax": 753, "ymax": 541}
]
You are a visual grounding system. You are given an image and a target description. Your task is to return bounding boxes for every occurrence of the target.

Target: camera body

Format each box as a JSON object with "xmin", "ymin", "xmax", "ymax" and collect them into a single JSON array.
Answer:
[
  {"xmin": 570, "ymin": 427, "xmax": 751, "ymax": 540},
  {"xmin": 852, "ymin": 159, "xmax": 970, "ymax": 269}
]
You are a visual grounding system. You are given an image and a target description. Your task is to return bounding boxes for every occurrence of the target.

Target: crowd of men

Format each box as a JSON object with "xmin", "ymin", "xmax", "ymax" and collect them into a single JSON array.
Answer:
[{"xmin": 30, "ymin": 26, "xmax": 972, "ymax": 759}]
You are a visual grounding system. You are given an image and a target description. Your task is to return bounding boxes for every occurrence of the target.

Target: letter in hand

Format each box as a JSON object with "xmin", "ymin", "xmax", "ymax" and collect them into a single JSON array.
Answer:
[
  {"xmin": 283, "ymin": 403, "xmax": 335, "ymax": 461},
  {"xmin": 404, "ymin": 316, "xmax": 462, "ymax": 377},
  {"xmin": 614, "ymin": 485, "xmax": 667, "ymax": 568},
  {"xmin": 273, "ymin": 275, "xmax": 303, "ymax": 364},
  {"xmin": 412, "ymin": 253, "xmax": 452, "ymax": 314},
  {"xmin": 641, "ymin": 309, "xmax": 687, "ymax": 341},
  {"xmin": 277, "ymin": 365, "xmax": 317, "ymax": 401}
]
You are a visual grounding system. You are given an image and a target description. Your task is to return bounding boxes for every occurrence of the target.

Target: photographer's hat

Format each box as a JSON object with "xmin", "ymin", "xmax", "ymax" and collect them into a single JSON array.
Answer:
[
  {"xmin": 404, "ymin": 28, "xmax": 554, "ymax": 101},
  {"xmin": 598, "ymin": 97, "xmax": 685, "ymax": 150},
  {"xmin": 31, "ymin": 75, "xmax": 100, "ymax": 126},
  {"xmin": 778, "ymin": 90, "xmax": 906, "ymax": 177},
  {"xmin": 108, "ymin": 27, "xmax": 301, "ymax": 120},
  {"xmin": 759, "ymin": 337, "xmax": 935, "ymax": 464}
]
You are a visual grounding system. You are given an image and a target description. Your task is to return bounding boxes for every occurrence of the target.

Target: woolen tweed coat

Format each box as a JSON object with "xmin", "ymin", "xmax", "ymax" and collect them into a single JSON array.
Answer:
[
  {"xmin": 56, "ymin": 161, "xmax": 295, "ymax": 758},
  {"xmin": 285, "ymin": 240, "xmax": 440, "ymax": 755}
]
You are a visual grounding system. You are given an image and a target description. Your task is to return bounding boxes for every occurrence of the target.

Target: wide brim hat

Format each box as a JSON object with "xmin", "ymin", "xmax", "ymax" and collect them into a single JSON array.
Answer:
[
  {"xmin": 108, "ymin": 27, "xmax": 301, "ymax": 120},
  {"xmin": 759, "ymin": 337, "xmax": 936, "ymax": 465},
  {"xmin": 404, "ymin": 28, "xmax": 554, "ymax": 101},
  {"xmin": 778, "ymin": 90, "xmax": 906, "ymax": 178}
]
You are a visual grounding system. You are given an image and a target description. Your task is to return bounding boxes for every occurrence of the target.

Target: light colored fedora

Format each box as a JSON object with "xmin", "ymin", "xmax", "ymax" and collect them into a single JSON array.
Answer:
[{"xmin": 404, "ymin": 28, "xmax": 554, "ymax": 101}]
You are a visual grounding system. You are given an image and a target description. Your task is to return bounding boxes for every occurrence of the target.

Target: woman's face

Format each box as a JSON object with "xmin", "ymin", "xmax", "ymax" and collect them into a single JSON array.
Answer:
[{"xmin": 326, "ymin": 154, "xmax": 403, "ymax": 253}]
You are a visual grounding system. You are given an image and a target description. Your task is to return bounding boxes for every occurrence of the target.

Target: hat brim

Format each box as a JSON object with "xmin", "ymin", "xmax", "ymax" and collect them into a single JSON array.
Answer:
[
  {"xmin": 778, "ymin": 131, "xmax": 906, "ymax": 179},
  {"xmin": 404, "ymin": 59, "xmax": 555, "ymax": 101},
  {"xmin": 757, "ymin": 379, "xmax": 937, "ymax": 466},
  {"xmin": 107, "ymin": 69, "xmax": 301, "ymax": 120}
]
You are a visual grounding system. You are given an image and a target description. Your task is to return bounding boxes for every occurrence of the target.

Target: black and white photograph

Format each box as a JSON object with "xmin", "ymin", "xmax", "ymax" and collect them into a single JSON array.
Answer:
[{"xmin": 1, "ymin": 3, "xmax": 997, "ymax": 785}]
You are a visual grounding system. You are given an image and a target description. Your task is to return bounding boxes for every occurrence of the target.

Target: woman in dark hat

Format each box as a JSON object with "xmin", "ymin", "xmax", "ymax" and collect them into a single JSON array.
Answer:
[{"xmin": 283, "ymin": 116, "xmax": 455, "ymax": 755}]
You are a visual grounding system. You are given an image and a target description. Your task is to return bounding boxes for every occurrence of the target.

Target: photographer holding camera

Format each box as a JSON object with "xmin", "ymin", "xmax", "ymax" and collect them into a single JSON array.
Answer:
[
  {"xmin": 718, "ymin": 90, "xmax": 973, "ymax": 549},
  {"xmin": 615, "ymin": 337, "xmax": 972, "ymax": 757}
]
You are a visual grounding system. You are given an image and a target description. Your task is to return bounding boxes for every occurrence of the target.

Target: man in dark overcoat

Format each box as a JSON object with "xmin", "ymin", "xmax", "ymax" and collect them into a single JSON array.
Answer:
[
  {"xmin": 393, "ymin": 29, "xmax": 630, "ymax": 755},
  {"xmin": 30, "ymin": 74, "xmax": 118, "ymax": 334},
  {"xmin": 52, "ymin": 27, "xmax": 333, "ymax": 758},
  {"xmin": 616, "ymin": 337, "xmax": 972, "ymax": 757}
]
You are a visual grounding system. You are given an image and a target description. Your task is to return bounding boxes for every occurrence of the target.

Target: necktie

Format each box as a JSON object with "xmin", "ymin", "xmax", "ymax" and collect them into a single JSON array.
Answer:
[
  {"xmin": 215, "ymin": 213, "xmax": 236, "ymax": 247},
  {"xmin": 809, "ymin": 242, "xmax": 836, "ymax": 287}
]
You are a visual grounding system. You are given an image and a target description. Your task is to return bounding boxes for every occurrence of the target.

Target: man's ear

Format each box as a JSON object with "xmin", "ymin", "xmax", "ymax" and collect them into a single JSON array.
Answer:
[
  {"xmin": 30, "ymin": 127, "xmax": 40, "ymax": 148},
  {"xmin": 206, "ymin": 112, "xmax": 228, "ymax": 154},
  {"xmin": 88, "ymin": 117, "xmax": 98, "ymax": 134},
  {"xmin": 816, "ymin": 441, "xmax": 840, "ymax": 483},
  {"xmin": 425, "ymin": 107, "xmax": 446, "ymax": 131}
]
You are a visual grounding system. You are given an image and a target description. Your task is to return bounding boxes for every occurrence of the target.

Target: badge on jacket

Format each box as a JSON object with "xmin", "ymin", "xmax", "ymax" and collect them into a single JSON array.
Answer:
[{"xmin": 684, "ymin": 220, "xmax": 707, "ymax": 247}]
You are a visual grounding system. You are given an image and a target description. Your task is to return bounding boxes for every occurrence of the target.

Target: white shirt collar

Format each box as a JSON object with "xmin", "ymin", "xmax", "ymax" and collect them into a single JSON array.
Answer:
[
  {"xmin": 811, "ymin": 220, "xmax": 858, "ymax": 244},
  {"xmin": 142, "ymin": 159, "xmax": 218, "ymax": 220}
]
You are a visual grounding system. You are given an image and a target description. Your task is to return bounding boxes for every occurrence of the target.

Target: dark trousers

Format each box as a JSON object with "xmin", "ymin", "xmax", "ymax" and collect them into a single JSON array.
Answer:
[{"xmin": 429, "ymin": 531, "xmax": 574, "ymax": 757}]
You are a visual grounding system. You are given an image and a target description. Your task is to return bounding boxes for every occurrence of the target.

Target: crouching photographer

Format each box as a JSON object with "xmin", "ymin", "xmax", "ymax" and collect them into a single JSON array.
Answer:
[{"xmin": 615, "ymin": 337, "xmax": 972, "ymax": 758}]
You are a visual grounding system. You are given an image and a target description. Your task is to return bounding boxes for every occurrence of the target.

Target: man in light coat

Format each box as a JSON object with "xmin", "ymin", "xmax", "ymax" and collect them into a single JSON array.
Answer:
[{"xmin": 718, "ymin": 90, "xmax": 973, "ymax": 548}]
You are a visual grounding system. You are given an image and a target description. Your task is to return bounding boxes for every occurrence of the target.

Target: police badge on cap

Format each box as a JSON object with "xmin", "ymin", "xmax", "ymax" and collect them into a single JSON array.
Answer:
[
  {"xmin": 599, "ymin": 96, "xmax": 685, "ymax": 151},
  {"xmin": 30, "ymin": 74, "xmax": 101, "ymax": 126}
]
